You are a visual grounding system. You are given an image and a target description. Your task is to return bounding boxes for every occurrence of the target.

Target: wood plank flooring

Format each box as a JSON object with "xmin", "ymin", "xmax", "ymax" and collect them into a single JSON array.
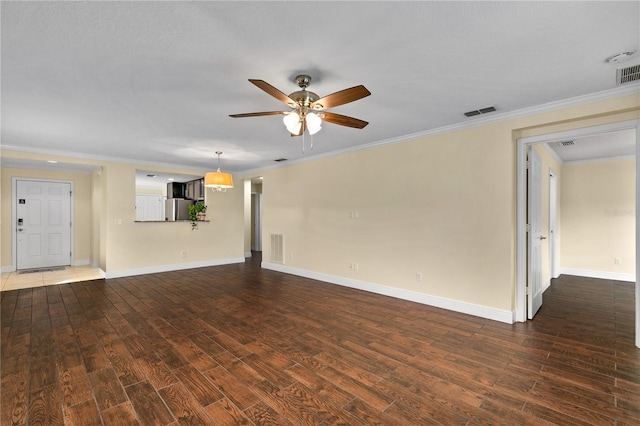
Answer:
[{"xmin": 1, "ymin": 255, "xmax": 638, "ymax": 425}]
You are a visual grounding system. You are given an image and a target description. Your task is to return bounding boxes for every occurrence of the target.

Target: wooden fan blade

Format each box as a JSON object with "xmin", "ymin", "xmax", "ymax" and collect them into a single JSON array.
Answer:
[
  {"xmin": 311, "ymin": 85, "xmax": 371, "ymax": 109},
  {"xmin": 229, "ymin": 111, "xmax": 285, "ymax": 118},
  {"xmin": 321, "ymin": 112, "xmax": 368, "ymax": 129},
  {"xmin": 249, "ymin": 79, "xmax": 296, "ymax": 105}
]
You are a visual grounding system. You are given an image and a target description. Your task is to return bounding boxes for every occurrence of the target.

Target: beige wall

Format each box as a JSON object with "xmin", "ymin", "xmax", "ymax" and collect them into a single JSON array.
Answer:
[
  {"xmin": 1, "ymin": 92, "xmax": 637, "ymax": 320},
  {"xmin": 92, "ymin": 169, "xmax": 105, "ymax": 269},
  {"xmin": 1, "ymin": 151, "xmax": 245, "ymax": 275},
  {"xmin": 97, "ymin": 161, "xmax": 244, "ymax": 275},
  {"xmin": 261, "ymin": 93, "xmax": 639, "ymax": 315},
  {"xmin": 1, "ymin": 167, "xmax": 93, "ymax": 267},
  {"xmin": 560, "ymin": 157, "xmax": 636, "ymax": 277},
  {"xmin": 263, "ymin": 123, "xmax": 516, "ymax": 311},
  {"xmin": 244, "ymin": 179, "xmax": 252, "ymax": 256}
]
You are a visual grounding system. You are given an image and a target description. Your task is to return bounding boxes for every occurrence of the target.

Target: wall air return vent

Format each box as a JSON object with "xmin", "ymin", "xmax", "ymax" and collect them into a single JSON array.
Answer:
[
  {"xmin": 617, "ymin": 64, "xmax": 640, "ymax": 85},
  {"xmin": 270, "ymin": 233, "xmax": 284, "ymax": 264},
  {"xmin": 464, "ymin": 105, "xmax": 496, "ymax": 117},
  {"xmin": 274, "ymin": 158, "xmax": 288, "ymax": 162}
]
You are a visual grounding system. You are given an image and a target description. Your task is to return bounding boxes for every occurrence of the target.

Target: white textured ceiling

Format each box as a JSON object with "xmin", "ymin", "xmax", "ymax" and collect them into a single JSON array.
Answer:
[
  {"xmin": 2, "ymin": 1, "xmax": 639, "ymax": 174},
  {"xmin": 547, "ymin": 129, "xmax": 637, "ymax": 163}
]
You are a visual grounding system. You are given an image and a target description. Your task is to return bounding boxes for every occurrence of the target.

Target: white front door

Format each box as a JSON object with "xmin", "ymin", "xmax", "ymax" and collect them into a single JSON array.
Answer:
[
  {"xmin": 527, "ymin": 147, "xmax": 543, "ymax": 319},
  {"xmin": 16, "ymin": 180, "xmax": 72, "ymax": 270}
]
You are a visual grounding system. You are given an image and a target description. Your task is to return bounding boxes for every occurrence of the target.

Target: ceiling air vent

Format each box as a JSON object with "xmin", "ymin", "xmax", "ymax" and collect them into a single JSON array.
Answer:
[
  {"xmin": 617, "ymin": 64, "xmax": 640, "ymax": 85},
  {"xmin": 559, "ymin": 140, "xmax": 575, "ymax": 146},
  {"xmin": 464, "ymin": 105, "xmax": 496, "ymax": 117}
]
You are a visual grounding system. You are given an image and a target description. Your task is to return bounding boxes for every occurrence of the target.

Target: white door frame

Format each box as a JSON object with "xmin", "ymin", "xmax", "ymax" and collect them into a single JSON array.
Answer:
[
  {"xmin": 11, "ymin": 177, "xmax": 75, "ymax": 272},
  {"xmin": 516, "ymin": 119, "xmax": 639, "ymax": 348}
]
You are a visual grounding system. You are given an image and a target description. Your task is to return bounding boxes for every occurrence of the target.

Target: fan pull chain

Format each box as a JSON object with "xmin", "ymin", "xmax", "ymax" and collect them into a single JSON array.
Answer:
[{"xmin": 301, "ymin": 131, "xmax": 305, "ymax": 154}]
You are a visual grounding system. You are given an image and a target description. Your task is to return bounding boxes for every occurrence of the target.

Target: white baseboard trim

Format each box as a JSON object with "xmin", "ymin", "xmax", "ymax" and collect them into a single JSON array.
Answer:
[
  {"xmin": 262, "ymin": 262, "xmax": 514, "ymax": 324},
  {"xmin": 543, "ymin": 279, "xmax": 551, "ymax": 292},
  {"xmin": 559, "ymin": 268, "xmax": 635, "ymax": 282},
  {"xmin": 245, "ymin": 252, "xmax": 252, "ymax": 258},
  {"xmin": 104, "ymin": 257, "xmax": 246, "ymax": 279},
  {"xmin": 1, "ymin": 266, "xmax": 15, "ymax": 274},
  {"xmin": 72, "ymin": 259, "xmax": 91, "ymax": 267}
]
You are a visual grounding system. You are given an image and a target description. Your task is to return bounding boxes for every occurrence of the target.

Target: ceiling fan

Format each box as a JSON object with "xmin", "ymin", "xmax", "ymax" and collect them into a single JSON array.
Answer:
[{"xmin": 230, "ymin": 75, "xmax": 371, "ymax": 136}]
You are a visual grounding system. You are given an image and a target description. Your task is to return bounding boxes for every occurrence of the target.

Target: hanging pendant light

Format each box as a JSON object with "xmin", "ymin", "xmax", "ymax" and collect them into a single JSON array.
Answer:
[{"xmin": 205, "ymin": 151, "xmax": 233, "ymax": 192}]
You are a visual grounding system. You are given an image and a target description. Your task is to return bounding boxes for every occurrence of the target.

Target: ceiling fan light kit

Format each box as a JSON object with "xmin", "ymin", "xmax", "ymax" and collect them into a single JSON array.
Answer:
[{"xmin": 230, "ymin": 74, "xmax": 370, "ymax": 140}]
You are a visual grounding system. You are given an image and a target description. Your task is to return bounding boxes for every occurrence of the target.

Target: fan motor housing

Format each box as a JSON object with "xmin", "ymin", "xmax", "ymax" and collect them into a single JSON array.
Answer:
[{"xmin": 288, "ymin": 90, "xmax": 320, "ymax": 108}]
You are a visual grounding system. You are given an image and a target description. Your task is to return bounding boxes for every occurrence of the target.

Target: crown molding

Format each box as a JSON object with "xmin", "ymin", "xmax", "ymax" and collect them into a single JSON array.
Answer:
[
  {"xmin": 0, "ymin": 143, "xmax": 211, "ymax": 174},
  {"xmin": 241, "ymin": 84, "xmax": 640, "ymax": 177},
  {"xmin": 562, "ymin": 154, "xmax": 636, "ymax": 165},
  {"xmin": 4, "ymin": 83, "xmax": 639, "ymax": 178}
]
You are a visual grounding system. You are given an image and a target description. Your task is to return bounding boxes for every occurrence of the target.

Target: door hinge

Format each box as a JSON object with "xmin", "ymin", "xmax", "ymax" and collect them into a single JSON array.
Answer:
[
  {"xmin": 526, "ymin": 286, "xmax": 530, "ymax": 295},
  {"xmin": 526, "ymin": 223, "xmax": 531, "ymax": 232}
]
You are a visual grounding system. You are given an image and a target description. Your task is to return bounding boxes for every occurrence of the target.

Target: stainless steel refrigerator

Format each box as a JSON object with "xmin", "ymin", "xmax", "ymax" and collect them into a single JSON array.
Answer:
[{"xmin": 165, "ymin": 198, "xmax": 193, "ymax": 221}]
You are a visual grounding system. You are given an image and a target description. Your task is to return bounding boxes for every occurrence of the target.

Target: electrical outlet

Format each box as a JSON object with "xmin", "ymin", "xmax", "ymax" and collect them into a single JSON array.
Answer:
[
  {"xmin": 181, "ymin": 250, "xmax": 187, "ymax": 258},
  {"xmin": 349, "ymin": 262, "xmax": 359, "ymax": 271},
  {"xmin": 416, "ymin": 272, "xmax": 422, "ymax": 281},
  {"xmin": 614, "ymin": 257, "xmax": 622, "ymax": 265}
]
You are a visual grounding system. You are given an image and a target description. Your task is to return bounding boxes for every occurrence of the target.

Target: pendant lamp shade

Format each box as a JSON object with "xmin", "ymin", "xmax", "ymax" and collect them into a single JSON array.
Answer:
[
  {"xmin": 205, "ymin": 152, "xmax": 233, "ymax": 192},
  {"xmin": 204, "ymin": 171, "xmax": 233, "ymax": 188}
]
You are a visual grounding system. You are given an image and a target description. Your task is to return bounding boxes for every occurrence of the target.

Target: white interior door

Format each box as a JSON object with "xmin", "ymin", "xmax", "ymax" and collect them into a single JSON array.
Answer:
[
  {"xmin": 16, "ymin": 180, "xmax": 72, "ymax": 270},
  {"xmin": 549, "ymin": 169, "xmax": 559, "ymax": 279},
  {"xmin": 527, "ymin": 147, "xmax": 544, "ymax": 319}
]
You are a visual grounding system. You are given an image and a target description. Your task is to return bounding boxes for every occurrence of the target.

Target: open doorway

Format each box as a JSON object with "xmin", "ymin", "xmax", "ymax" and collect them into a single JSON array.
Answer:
[
  {"xmin": 244, "ymin": 177, "xmax": 263, "ymax": 257},
  {"xmin": 516, "ymin": 119, "xmax": 639, "ymax": 348}
]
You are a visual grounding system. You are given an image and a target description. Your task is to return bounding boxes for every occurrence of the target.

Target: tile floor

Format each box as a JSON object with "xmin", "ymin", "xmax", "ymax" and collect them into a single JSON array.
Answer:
[{"xmin": 0, "ymin": 265, "xmax": 104, "ymax": 292}]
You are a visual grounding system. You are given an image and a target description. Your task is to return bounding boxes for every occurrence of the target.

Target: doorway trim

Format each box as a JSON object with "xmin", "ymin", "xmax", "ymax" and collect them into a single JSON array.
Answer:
[
  {"xmin": 516, "ymin": 119, "xmax": 639, "ymax": 348},
  {"xmin": 11, "ymin": 177, "xmax": 75, "ymax": 272}
]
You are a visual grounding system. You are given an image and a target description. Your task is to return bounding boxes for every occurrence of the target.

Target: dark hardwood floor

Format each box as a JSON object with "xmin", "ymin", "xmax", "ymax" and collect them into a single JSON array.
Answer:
[{"xmin": 1, "ymin": 254, "xmax": 638, "ymax": 425}]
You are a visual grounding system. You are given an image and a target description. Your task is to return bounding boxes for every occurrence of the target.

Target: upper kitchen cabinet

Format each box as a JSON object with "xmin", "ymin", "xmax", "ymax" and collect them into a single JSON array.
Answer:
[{"xmin": 185, "ymin": 178, "xmax": 205, "ymax": 201}]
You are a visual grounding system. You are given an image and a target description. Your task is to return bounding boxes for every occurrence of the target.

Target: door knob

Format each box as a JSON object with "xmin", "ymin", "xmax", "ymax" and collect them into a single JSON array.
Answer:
[{"xmin": 538, "ymin": 236, "xmax": 547, "ymax": 240}]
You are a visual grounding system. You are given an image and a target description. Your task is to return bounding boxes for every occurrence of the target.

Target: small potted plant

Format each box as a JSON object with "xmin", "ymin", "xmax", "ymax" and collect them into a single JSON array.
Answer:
[{"xmin": 188, "ymin": 202, "xmax": 207, "ymax": 230}]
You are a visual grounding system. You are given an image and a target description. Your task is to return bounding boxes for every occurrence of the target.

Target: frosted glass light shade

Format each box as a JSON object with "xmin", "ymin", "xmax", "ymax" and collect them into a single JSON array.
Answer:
[
  {"xmin": 283, "ymin": 112, "xmax": 301, "ymax": 134},
  {"xmin": 306, "ymin": 112, "xmax": 322, "ymax": 135}
]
